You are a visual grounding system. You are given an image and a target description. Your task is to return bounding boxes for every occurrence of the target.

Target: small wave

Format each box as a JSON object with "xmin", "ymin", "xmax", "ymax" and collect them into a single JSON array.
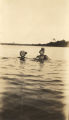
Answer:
[
  {"xmin": 4, "ymin": 73, "xmax": 41, "ymax": 78},
  {"xmin": 47, "ymin": 79, "xmax": 62, "ymax": 83},
  {"xmin": 40, "ymin": 88, "xmax": 63, "ymax": 95},
  {"xmin": 0, "ymin": 76, "xmax": 17, "ymax": 81},
  {"xmin": 1, "ymin": 57, "xmax": 8, "ymax": 59},
  {"xmin": 48, "ymin": 72, "xmax": 59, "ymax": 75}
]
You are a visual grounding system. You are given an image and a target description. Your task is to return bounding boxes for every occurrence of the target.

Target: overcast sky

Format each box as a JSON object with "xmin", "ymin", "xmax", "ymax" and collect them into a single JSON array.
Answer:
[{"xmin": 0, "ymin": 0, "xmax": 69, "ymax": 43}]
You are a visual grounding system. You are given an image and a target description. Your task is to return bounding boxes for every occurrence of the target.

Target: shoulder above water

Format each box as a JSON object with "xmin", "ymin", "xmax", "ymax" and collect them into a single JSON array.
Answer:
[{"xmin": 34, "ymin": 55, "xmax": 49, "ymax": 61}]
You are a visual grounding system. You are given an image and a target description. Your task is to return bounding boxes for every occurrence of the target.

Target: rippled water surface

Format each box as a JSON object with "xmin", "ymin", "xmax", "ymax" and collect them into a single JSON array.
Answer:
[{"xmin": 0, "ymin": 45, "xmax": 69, "ymax": 120}]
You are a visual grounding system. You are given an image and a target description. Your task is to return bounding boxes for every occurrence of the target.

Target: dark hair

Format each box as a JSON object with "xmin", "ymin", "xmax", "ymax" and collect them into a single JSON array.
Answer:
[
  {"xmin": 20, "ymin": 51, "xmax": 27, "ymax": 57},
  {"xmin": 25, "ymin": 52, "xmax": 27, "ymax": 54},
  {"xmin": 41, "ymin": 48, "xmax": 44, "ymax": 51}
]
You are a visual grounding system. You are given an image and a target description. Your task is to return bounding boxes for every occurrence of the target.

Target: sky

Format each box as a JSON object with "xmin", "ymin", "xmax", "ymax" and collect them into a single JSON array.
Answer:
[{"xmin": 0, "ymin": 0, "xmax": 69, "ymax": 44}]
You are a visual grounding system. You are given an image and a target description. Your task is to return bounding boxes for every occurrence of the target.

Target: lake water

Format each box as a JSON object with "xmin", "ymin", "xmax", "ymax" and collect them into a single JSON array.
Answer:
[{"xmin": 0, "ymin": 45, "xmax": 69, "ymax": 120}]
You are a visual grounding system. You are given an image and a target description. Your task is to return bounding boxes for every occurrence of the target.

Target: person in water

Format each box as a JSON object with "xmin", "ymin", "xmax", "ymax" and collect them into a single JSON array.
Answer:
[
  {"xmin": 35, "ymin": 48, "xmax": 48, "ymax": 61},
  {"xmin": 20, "ymin": 50, "xmax": 27, "ymax": 60}
]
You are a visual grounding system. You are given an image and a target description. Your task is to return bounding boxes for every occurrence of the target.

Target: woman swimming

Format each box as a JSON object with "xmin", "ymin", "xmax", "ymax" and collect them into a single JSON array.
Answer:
[
  {"xmin": 19, "ymin": 48, "xmax": 48, "ymax": 62},
  {"xmin": 20, "ymin": 50, "xmax": 27, "ymax": 60},
  {"xmin": 35, "ymin": 48, "xmax": 48, "ymax": 61}
]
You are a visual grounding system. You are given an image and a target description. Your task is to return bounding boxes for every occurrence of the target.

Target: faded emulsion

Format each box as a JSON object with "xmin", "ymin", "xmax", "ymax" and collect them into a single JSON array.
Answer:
[
  {"xmin": 0, "ymin": 0, "xmax": 69, "ymax": 119},
  {"xmin": 0, "ymin": 46, "xmax": 69, "ymax": 120}
]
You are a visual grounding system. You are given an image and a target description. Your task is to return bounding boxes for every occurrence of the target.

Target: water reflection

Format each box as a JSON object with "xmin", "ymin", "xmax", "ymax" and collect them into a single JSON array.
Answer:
[
  {"xmin": 0, "ymin": 96, "xmax": 65, "ymax": 120},
  {"xmin": 0, "ymin": 62, "xmax": 66, "ymax": 120},
  {"xmin": 0, "ymin": 83, "xmax": 65, "ymax": 120},
  {"xmin": 0, "ymin": 46, "xmax": 68, "ymax": 120}
]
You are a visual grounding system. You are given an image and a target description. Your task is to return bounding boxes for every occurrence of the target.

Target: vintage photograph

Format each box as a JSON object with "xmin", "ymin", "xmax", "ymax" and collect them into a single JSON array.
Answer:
[{"xmin": 0, "ymin": 0, "xmax": 69, "ymax": 120}]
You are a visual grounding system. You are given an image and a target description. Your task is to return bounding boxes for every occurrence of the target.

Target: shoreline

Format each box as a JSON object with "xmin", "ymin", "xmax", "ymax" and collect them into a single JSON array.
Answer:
[
  {"xmin": 0, "ymin": 44, "xmax": 69, "ymax": 47},
  {"xmin": 0, "ymin": 40, "xmax": 69, "ymax": 47}
]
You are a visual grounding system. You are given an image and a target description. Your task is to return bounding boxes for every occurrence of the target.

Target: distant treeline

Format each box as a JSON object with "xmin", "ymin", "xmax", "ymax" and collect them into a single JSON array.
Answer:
[
  {"xmin": 0, "ymin": 40, "xmax": 69, "ymax": 47},
  {"xmin": 45, "ymin": 40, "xmax": 69, "ymax": 47}
]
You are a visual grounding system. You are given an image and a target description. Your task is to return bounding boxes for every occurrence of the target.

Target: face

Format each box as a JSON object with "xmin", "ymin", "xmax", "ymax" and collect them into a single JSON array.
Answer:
[
  {"xmin": 40, "ymin": 50, "xmax": 44, "ymax": 55},
  {"xmin": 20, "ymin": 51, "xmax": 27, "ymax": 57}
]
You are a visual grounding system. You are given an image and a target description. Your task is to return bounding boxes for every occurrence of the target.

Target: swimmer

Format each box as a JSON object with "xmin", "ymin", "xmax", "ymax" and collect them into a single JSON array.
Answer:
[
  {"xmin": 35, "ymin": 48, "xmax": 48, "ymax": 61},
  {"xmin": 20, "ymin": 50, "xmax": 27, "ymax": 60}
]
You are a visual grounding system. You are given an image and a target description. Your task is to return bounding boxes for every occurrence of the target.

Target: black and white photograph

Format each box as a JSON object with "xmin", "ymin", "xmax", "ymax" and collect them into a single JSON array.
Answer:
[{"xmin": 0, "ymin": 0, "xmax": 69, "ymax": 120}]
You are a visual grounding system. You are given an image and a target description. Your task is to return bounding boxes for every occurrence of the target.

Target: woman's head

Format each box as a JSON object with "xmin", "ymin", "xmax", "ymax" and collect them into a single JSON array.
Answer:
[
  {"xmin": 39, "ymin": 48, "xmax": 45, "ymax": 55},
  {"xmin": 20, "ymin": 51, "xmax": 27, "ymax": 57}
]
